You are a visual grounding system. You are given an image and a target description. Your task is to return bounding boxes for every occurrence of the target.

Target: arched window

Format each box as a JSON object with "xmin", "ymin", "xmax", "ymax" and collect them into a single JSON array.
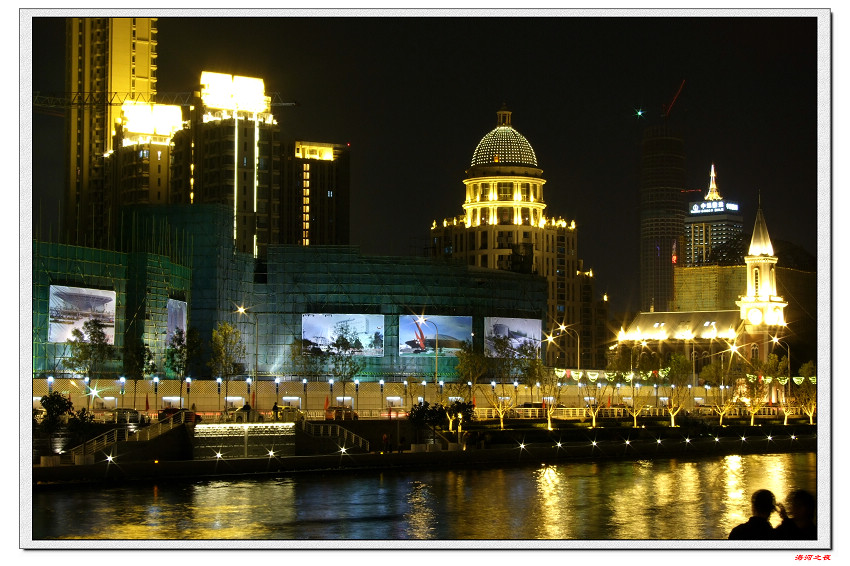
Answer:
[{"xmin": 753, "ymin": 268, "xmax": 760, "ymax": 296}]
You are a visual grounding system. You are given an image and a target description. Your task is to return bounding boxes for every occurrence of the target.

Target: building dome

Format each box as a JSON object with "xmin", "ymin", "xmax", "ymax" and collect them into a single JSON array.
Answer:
[{"xmin": 470, "ymin": 106, "xmax": 537, "ymax": 167}]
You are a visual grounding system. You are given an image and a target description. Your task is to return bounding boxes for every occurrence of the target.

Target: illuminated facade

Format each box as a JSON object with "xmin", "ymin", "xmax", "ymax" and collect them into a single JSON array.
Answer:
[
  {"xmin": 683, "ymin": 164, "xmax": 744, "ymax": 266},
  {"xmin": 639, "ymin": 124, "xmax": 686, "ymax": 312},
  {"xmin": 64, "ymin": 17, "xmax": 158, "ymax": 247},
  {"xmin": 430, "ymin": 106, "xmax": 608, "ymax": 368},
  {"xmin": 621, "ymin": 204, "xmax": 791, "ymax": 391},
  {"xmin": 170, "ymin": 71, "xmax": 280, "ymax": 258},
  {"xmin": 104, "ymin": 101, "xmax": 184, "ymax": 235},
  {"xmin": 281, "ymin": 141, "xmax": 351, "ymax": 246}
]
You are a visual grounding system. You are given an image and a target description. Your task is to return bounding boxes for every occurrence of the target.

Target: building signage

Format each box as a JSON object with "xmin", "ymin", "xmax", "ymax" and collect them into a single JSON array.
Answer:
[
  {"xmin": 302, "ymin": 313, "xmax": 384, "ymax": 357},
  {"xmin": 399, "ymin": 315, "xmax": 472, "ymax": 357},
  {"xmin": 689, "ymin": 200, "xmax": 739, "ymax": 215},
  {"xmin": 483, "ymin": 316, "xmax": 542, "ymax": 357},
  {"xmin": 48, "ymin": 285, "xmax": 116, "ymax": 344}
]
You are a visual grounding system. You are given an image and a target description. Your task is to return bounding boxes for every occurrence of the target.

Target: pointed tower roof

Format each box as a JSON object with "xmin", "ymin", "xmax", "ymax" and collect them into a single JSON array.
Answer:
[
  {"xmin": 748, "ymin": 202, "xmax": 774, "ymax": 256},
  {"xmin": 704, "ymin": 163, "xmax": 723, "ymax": 201}
]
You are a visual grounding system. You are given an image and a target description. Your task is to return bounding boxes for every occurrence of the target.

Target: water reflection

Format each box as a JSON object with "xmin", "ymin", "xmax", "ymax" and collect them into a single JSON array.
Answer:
[{"xmin": 32, "ymin": 452, "xmax": 818, "ymax": 541}]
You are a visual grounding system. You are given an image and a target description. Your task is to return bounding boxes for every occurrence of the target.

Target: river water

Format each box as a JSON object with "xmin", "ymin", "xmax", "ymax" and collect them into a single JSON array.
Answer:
[{"xmin": 30, "ymin": 452, "xmax": 821, "ymax": 547}]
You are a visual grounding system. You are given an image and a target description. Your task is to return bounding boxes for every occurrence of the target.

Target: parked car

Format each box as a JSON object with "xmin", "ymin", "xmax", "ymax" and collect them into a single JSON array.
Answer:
[
  {"xmin": 111, "ymin": 408, "xmax": 141, "ymax": 424},
  {"xmin": 158, "ymin": 408, "xmax": 202, "ymax": 423},
  {"xmin": 325, "ymin": 406, "xmax": 358, "ymax": 421},
  {"xmin": 273, "ymin": 406, "xmax": 304, "ymax": 423}
]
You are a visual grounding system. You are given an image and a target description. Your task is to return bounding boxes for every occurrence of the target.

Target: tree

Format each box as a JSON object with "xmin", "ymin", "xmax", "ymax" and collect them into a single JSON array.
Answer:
[
  {"xmin": 699, "ymin": 361, "xmax": 725, "ymax": 388},
  {"xmin": 288, "ymin": 343, "xmax": 326, "ymax": 382},
  {"xmin": 39, "ymin": 391, "xmax": 74, "ymax": 447},
  {"xmin": 328, "ymin": 321, "xmax": 365, "ymax": 405},
  {"xmin": 577, "ymin": 374, "xmax": 615, "ymax": 428},
  {"xmin": 208, "ymin": 322, "xmax": 247, "ymax": 403},
  {"xmin": 796, "ymin": 361, "xmax": 817, "ymax": 425},
  {"xmin": 122, "ymin": 337, "xmax": 155, "ymax": 410},
  {"xmin": 625, "ymin": 381, "xmax": 656, "ymax": 428},
  {"xmin": 65, "ymin": 319, "xmax": 110, "ymax": 408},
  {"xmin": 663, "ymin": 353, "xmax": 693, "ymax": 427},
  {"xmin": 712, "ymin": 395, "xmax": 737, "ymax": 426},
  {"xmin": 442, "ymin": 400, "xmax": 474, "ymax": 433},
  {"xmin": 166, "ymin": 328, "xmax": 199, "ymax": 406},
  {"xmin": 455, "ymin": 340, "xmax": 488, "ymax": 392},
  {"xmin": 185, "ymin": 328, "xmax": 204, "ymax": 377},
  {"xmin": 743, "ymin": 353, "xmax": 782, "ymax": 426},
  {"xmin": 67, "ymin": 407, "xmax": 97, "ymax": 457}
]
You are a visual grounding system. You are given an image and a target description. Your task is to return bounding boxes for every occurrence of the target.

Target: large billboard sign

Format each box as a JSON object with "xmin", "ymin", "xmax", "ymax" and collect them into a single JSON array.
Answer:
[
  {"xmin": 484, "ymin": 316, "xmax": 541, "ymax": 357},
  {"xmin": 302, "ymin": 314, "xmax": 384, "ymax": 357},
  {"xmin": 167, "ymin": 299, "xmax": 187, "ymax": 344},
  {"xmin": 48, "ymin": 285, "xmax": 116, "ymax": 344},
  {"xmin": 398, "ymin": 315, "xmax": 472, "ymax": 357}
]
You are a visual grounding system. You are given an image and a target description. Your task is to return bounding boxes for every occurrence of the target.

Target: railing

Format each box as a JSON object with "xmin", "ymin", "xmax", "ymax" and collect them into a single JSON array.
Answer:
[
  {"xmin": 302, "ymin": 421, "xmax": 370, "ymax": 452},
  {"xmin": 69, "ymin": 411, "xmax": 195, "ymax": 458},
  {"xmin": 473, "ymin": 405, "xmax": 806, "ymax": 422}
]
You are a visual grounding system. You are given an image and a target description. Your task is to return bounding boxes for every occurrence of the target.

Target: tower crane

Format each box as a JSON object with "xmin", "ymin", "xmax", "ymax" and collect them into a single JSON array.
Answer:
[
  {"xmin": 661, "ymin": 79, "xmax": 685, "ymax": 118},
  {"xmin": 33, "ymin": 91, "xmax": 297, "ymax": 109}
]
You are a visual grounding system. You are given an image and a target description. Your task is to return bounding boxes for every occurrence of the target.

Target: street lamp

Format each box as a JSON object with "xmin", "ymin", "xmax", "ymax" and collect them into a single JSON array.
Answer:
[
  {"xmin": 216, "ymin": 377, "xmax": 222, "ymax": 412},
  {"xmin": 48, "ymin": 376, "xmax": 54, "ymax": 395},
  {"xmin": 354, "ymin": 379, "xmax": 360, "ymax": 411},
  {"xmin": 236, "ymin": 305, "xmax": 259, "ymax": 400},
  {"xmin": 153, "ymin": 376, "xmax": 159, "ymax": 411},
  {"xmin": 186, "ymin": 377, "xmax": 191, "ymax": 409},
  {"xmin": 302, "ymin": 378, "xmax": 307, "ymax": 413},
  {"xmin": 558, "ymin": 324, "xmax": 581, "ymax": 371},
  {"xmin": 379, "ymin": 379, "xmax": 385, "ymax": 412}
]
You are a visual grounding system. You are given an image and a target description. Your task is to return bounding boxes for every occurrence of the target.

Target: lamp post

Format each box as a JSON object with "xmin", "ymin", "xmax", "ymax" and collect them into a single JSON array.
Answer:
[
  {"xmin": 186, "ymin": 377, "xmax": 191, "ymax": 409},
  {"xmin": 354, "ymin": 379, "xmax": 360, "ymax": 411},
  {"xmin": 118, "ymin": 376, "xmax": 124, "ymax": 407},
  {"xmin": 418, "ymin": 317, "xmax": 439, "ymax": 385},
  {"xmin": 84, "ymin": 377, "xmax": 91, "ymax": 410},
  {"xmin": 236, "ymin": 305, "xmax": 260, "ymax": 406},
  {"xmin": 421, "ymin": 380, "xmax": 427, "ymax": 404},
  {"xmin": 468, "ymin": 381, "xmax": 473, "ymax": 405},
  {"xmin": 379, "ymin": 379, "xmax": 385, "ymax": 415},
  {"xmin": 329, "ymin": 379, "xmax": 334, "ymax": 406},
  {"xmin": 439, "ymin": 380, "xmax": 444, "ymax": 403},
  {"xmin": 558, "ymin": 324, "xmax": 581, "ymax": 371},
  {"xmin": 153, "ymin": 376, "xmax": 159, "ymax": 411},
  {"xmin": 246, "ymin": 377, "xmax": 252, "ymax": 409},
  {"xmin": 216, "ymin": 377, "xmax": 222, "ymax": 412},
  {"xmin": 302, "ymin": 378, "xmax": 307, "ymax": 413}
]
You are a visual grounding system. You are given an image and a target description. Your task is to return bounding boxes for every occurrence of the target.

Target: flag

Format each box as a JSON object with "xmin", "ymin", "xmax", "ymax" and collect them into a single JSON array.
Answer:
[
  {"xmin": 541, "ymin": 399, "xmax": 546, "ymax": 410},
  {"xmin": 145, "ymin": 394, "xmax": 149, "ymax": 412},
  {"xmin": 607, "ymin": 396, "xmax": 611, "ymax": 408},
  {"xmin": 324, "ymin": 396, "xmax": 329, "ymax": 410}
]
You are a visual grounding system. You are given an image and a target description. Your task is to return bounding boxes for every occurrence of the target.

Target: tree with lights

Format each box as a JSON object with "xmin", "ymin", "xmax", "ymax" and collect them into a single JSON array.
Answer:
[
  {"xmin": 663, "ymin": 353, "xmax": 692, "ymax": 427},
  {"xmin": 577, "ymin": 374, "xmax": 615, "ymax": 428},
  {"xmin": 796, "ymin": 361, "xmax": 817, "ymax": 425},
  {"xmin": 743, "ymin": 353, "xmax": 784, "ymax": 426},
  {"xmin": 482, "ymin": 335, "xmax": 526, "ymax": 430},
  {"xmin": 208, "ymin": 321, "xmax": 246, "ymax": 403},
  {"xmin": 625, "ymin": 381, "xmax": 656, "ymax": 428}
]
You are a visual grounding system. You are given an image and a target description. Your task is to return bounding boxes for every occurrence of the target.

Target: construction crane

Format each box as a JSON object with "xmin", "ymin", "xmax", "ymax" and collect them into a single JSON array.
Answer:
[
  {"xmin": 661, "ymin": 79, "xmax": 685, "ymax": 118},
  {"xmin": 33, "ymin": 91, "xmax": 297, "ymax": 109}
]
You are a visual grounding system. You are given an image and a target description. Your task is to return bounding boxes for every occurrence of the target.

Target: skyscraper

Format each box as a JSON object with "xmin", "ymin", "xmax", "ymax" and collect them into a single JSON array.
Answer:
[
  {"xmin": 639, "ymin": 123, "xmax": 686, "ymax": 312},
  {"xmin": 683, "ymin": 164, "xmax": 744, "ymax": 266},
  {"xmin": 64, "ymin": 17, "xmax": 158, "ymax": 246}
]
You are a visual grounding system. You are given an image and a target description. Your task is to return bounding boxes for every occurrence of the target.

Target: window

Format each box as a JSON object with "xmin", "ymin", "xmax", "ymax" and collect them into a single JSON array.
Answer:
[{"xmin": 498, "ymin": 182, "xmax": 512, "ymax": 200}]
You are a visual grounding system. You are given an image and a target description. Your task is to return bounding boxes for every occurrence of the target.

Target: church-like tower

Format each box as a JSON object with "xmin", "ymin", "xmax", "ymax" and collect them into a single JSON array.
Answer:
[{"xmin": 736, "ymin": 205, "xmax": 787, "ymax": 328}]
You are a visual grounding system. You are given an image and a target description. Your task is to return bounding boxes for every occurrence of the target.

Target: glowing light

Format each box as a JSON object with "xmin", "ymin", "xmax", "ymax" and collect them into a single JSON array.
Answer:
[
  {"xmin": 634, "ymin": 108, "xmax": 645, "ymax": 118},
  {"xmin": 106, "ymin": 455, "xmax": 114, "ymax": 462},
  {"xmin": 340, "ymin": 447, "xmax": 347, "ymax": 454},
  {"xmin": 200, "ymin": 71, "xmax": 270, "ymax": 114},
  {"xmin": 215, "ymin": 452, "xmax": 223, "ymax": 458},
  {"xmin": 268, "ymin": 450, "xmax": 275, "ymax": 457},
  {"xmin": 656, "ymin": 439, "xmax": 662, "ymax": 444}
]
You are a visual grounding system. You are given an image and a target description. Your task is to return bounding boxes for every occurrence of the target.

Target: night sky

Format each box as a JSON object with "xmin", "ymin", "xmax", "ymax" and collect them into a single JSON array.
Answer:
[{"xmin": 28, "ymin": 12, "xmax": 824, "ymax": 315}]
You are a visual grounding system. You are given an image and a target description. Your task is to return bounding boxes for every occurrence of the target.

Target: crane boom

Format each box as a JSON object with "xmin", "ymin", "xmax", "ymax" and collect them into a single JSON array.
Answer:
[{"xmin": 662, "ymin": 80, "xmax": 685, "ymax": 118}]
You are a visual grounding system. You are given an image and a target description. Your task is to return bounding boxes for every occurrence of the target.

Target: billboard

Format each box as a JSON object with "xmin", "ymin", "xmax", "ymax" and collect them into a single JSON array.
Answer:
[
  {"xmin": 302, "ymin": 314, "xmax": 384, "ymax": 357},
  {"xmin": 167, "ymin": 299, "xmax": 187, "ymax": 343},
  {"xmin": 48, "ymin": 285, "xmax": 116, "ymax": 344},
  {"xmin": 484, "ymin": 316, "xmax": 542, "ymax": 357},
  {"xmin": 399, "ymin": 315, "xmax": 472, "ymax": 357}
]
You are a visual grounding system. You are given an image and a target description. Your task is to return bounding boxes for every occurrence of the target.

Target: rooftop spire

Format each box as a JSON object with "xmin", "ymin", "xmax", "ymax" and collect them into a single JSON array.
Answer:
[
  {"xmin": 704, "ymin": 163, "xmax": 723, "ymax": 201},
  {"xmin": 748, "ymin": 201, "xmax": 774, "ymax": 256}
]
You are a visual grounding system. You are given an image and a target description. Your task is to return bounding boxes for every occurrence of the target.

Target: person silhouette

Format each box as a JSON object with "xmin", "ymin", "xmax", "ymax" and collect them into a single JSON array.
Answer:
[
  {"xmin": 728, "ymin": 489, "xmax": 777, "ymax": 540},
  {"xmin": 775, "ymin": 489, "xmax": 816, "ymax": 540}
]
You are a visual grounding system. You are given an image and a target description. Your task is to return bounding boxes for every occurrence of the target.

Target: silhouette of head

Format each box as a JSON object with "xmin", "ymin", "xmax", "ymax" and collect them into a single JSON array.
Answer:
[
  {"xmin": 788, "ymin": 489, "xmax": 816, "ymax": 522},
  {"xmin": 752, "ymin": 489, "xmax": 776, "ymax": 517}
]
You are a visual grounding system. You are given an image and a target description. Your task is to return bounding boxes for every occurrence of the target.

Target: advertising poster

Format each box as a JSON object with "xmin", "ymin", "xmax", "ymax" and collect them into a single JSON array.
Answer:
[
  {"xmin": 483, "ymin": 316, "xmax": 541, "ymax": 357},
  {"xmin": 167, "ymin": 299, "xmax": 188, "ymax": 343},
  {"xmin": 48, "ymin": 285, "xmax": 116, "ymax": 344},
  {"xmin": 302, "ymin": 314, "xmax": 384, "ymax": 357},
  {"xmin": 398, "ymin": 315, "xmax": 472, "ymax": 357}
]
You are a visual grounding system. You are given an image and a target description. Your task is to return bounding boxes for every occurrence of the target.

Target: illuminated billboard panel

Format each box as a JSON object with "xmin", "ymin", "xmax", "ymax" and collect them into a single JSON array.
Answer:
[
  {"xmin": 48, "ymin": 285, "xmax": 116, "ymax": 344},
  {"xmin": 302, "ymin": 314, "xmax": 384, "ymax": 357},
  {"xmin": 484, "ymin": 316, "xmax": 541, "ymax": 357},
  {"xmin": 167, "ymin": 299, "xmax": 187, "ymax": 343},
  {"xmin": 399, "ymin": 315, "xmax": 472, "ymax": 357}
]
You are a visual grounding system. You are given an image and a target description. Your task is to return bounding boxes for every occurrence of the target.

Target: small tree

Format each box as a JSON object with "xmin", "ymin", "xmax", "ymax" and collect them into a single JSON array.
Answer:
[
  {"xmin": 39, "ymin": 391, "xmax": 74, "ymax": 449},
  {"xmin": 743, "ymin": 353, "xmax": 781, "ymax": 426},
  {"xmin": 165, "ymin": 328, "xmax": 188, "ymax": 406},
  {"xmin": 796, "ymin": 361, "xmax": 817, "ymax": 425},
  {"xmin": 664, "ymin": 353, "xmax": 693, "ymax": 427},
  {"xmin": 65, "ymin": 319, "xmax": 110, "ymax": 409},
  {"xmin": 123, "ymin": 337, "xmax": 155, "ymax": 409},
  {"xmin": 328, "ymin": 321, "xmax": 365, "ymax": 405},
  {"xmin": 67, "ymin": 407, "xmax": 97, "ymax": 457},
  {"xmin": 208, "ymin": 322, "xmax": 247, "ymax": 404},
  {"xmin": 455, "ymin": 340, "xmax": 488, "ymax": 396},
  {"xmin": 712, "ymin": 395, "xmax": 737, "ymax": 426},
  {"xmin": 578, "ymin": 375, "xmax": 615, "ymax": 428},
  {"xmin": 625, "ymin": 381, "xmax": 656, "ymax": 428}
]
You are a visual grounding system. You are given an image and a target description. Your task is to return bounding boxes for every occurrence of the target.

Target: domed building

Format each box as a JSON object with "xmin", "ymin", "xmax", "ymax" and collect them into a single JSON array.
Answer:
[{"xmin": 431, "ymin": 106, "xmax": 609, "ymax": 368}]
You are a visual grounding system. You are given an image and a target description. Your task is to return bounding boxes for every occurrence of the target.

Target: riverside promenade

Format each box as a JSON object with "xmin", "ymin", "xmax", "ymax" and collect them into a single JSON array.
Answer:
[{"xmin": 32, "ymin": 431, "xmax": 817, "ymax": 487}]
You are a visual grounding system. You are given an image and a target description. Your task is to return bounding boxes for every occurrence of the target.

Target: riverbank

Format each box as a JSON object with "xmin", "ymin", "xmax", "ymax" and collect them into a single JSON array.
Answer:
[{"xmin": 32, "ymin": 431, "xmax": 817, "ymax": 488}]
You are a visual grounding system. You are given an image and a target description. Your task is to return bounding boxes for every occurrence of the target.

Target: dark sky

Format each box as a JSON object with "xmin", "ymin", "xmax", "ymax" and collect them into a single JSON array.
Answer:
[{"xmin": 29, "ymin": 13, "xmax": 823, "ymax": 315}]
